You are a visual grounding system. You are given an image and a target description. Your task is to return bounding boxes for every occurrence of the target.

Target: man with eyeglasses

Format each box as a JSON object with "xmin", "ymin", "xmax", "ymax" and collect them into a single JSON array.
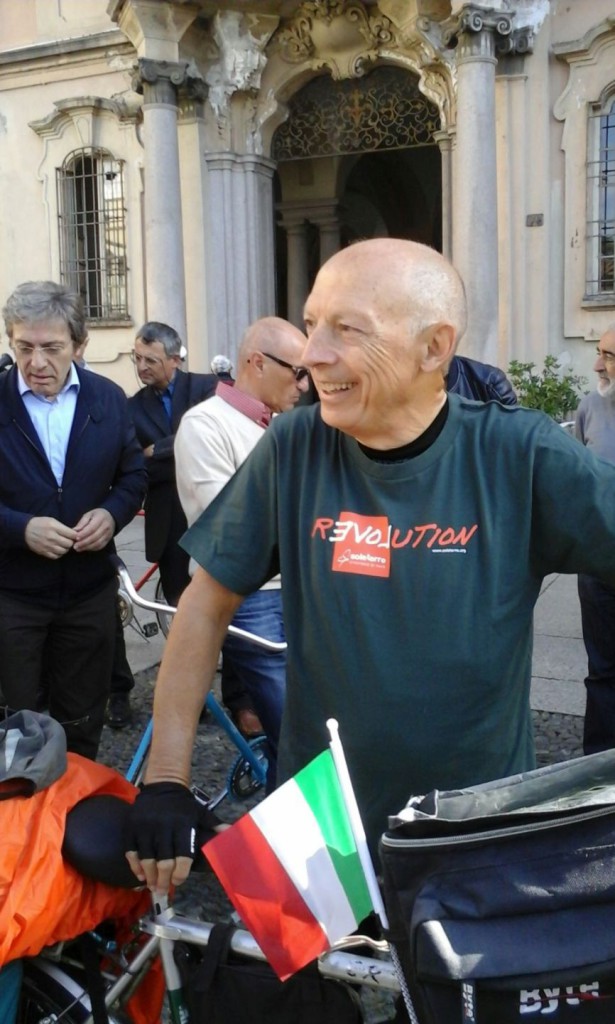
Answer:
[
  {"xmin": 0, "ymin": 280, "xmax": 145, "ymax": 759},
  {"xmin": 575, "ymin": 325, "xmax": 615, "ymax": 754},
  {"xmin": 128, "ymin": 322, "xmax": 218, "ymax": 612},
  {"xmin": 174, "ymin": 316, "xmax": 309, "ymax": 788}
]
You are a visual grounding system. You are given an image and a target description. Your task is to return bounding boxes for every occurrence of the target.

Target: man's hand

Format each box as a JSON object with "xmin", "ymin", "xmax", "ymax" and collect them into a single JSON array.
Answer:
[
  {"xmin": 73, "ymin": 508, "xmax": 115, "ymax": 552},
  {"xmin": 25, "ymin": 517, "xmax": 77, "ymax": 559},
  {"xmin": 124, "ymin": 782, "xmax": 222, "ymax": 893}
]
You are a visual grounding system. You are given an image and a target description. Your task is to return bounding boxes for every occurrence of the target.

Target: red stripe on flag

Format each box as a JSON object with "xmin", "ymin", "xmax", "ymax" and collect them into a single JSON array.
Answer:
[{"xmin": 203, "ymin": 813, "xmax": 329, "ymax": 980}]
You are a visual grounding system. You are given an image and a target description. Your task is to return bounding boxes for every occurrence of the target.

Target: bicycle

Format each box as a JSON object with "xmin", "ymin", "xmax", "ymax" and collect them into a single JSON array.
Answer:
[
  {"xmin": 17, "ymin": 786, "xmax": 400, "ymax": 1024},
  {"xmin": 113, "ymin": 555, "xmax": 284, "ymax": 804},
  {"xmin": 115, "ymin": 515, "xmax": 171, "ymax": 641}
]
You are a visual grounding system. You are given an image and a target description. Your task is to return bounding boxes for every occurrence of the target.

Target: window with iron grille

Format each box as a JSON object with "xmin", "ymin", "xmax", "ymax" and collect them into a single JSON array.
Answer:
[
  {"xmin": 57, "ymin": 148, "xmax": 129, "ymax": 320},
  {"xmin": 586, "ymin": 99, "xmax": 615, "ymax": 299}
]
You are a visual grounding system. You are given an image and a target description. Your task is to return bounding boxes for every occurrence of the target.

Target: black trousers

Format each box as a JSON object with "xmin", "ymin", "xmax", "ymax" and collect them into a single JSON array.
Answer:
[
  {"xmin": 0, "ymin": 579, "xmax": 116, "ymax": 759},
  {"xmin": 578, "ymin": 573, "xmax": 615, "ymax": 754},
  {"xmin": 109, "ymin": 604, "xmax": 135, "ymax": 696},
  {"xmin": 156, "ymin": 542, "xmax": 191, "ymax": 609}
]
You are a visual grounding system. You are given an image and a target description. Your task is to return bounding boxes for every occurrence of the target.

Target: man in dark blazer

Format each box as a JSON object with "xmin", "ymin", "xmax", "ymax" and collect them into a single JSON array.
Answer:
[
  {"xmin": 0, "ymin": 280, "xmax": 146, "ymax": 759},
  {"xmin": 128, "ymin": 322, "xmax": 217, "ymax": 608}
]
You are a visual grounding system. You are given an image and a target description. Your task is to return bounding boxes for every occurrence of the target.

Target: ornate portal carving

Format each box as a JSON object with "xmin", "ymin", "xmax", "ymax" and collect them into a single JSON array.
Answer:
[
  {"xmin": 277, "ymin": 0, "xmax": 396, "ymax": 80},
  {"xmin": 272, "ymin": 65, "xmax": 439, "ymax": 161}
]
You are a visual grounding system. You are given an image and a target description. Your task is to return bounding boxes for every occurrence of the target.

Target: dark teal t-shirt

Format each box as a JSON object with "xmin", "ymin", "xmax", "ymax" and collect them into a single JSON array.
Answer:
[{"xmin": 182, "ymin": 395, "xmax": 615, "ymax": 852}]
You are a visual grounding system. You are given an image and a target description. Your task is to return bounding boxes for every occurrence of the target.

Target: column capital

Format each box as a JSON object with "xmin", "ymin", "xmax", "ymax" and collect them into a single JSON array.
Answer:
[
  {"xmin": 132, "ymin": 57, "xmax": 207, "ymax": 106},
  {"xmin": 443, "ymin": 4, "xmax": 518, "ymax": 61},
  {"xmin": 278, "ymin": 213, "xmax": 308, "ymax": 234}
]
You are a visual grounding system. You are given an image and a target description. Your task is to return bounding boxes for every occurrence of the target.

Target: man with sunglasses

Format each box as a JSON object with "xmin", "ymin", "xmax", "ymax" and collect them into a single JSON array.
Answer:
[
  {"xmin": 174, "ymin": 317, "xmax": 309, "ymax": 788},
  {"xmin": 575, "ymin": 325, "xmax": 615, "ymax": 754}
]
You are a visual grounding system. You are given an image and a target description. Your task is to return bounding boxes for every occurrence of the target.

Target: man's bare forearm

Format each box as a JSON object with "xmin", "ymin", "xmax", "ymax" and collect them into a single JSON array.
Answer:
[{"xmin": 144, "ymin": 567, "xmax": 243, "ymax": 786}]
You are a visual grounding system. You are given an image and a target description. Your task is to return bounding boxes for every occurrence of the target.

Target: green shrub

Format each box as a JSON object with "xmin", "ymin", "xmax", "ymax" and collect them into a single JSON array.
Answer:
[{"xmin": 507, "ymin": 355, "xmax": 588, "ymax": 421}]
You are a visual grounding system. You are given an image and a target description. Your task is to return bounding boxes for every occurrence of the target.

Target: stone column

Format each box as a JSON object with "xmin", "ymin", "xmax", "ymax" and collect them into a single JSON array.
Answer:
[
  {"xmin": 280, "ymin": 214, "xmax": 310, "ymax": 329},
  {"xmin": 132, "ymin": 59, "xmax": 204, "ymax": 343},
  {"xmin": 312, "ymin": 204, "xmax": 341, "ymax": 266},
  {"xmin": 445, "ymin": 5, "xmax": 514, "ymax": 362},
  {"xmin": 205, "ymin": 153, "xmax": 277, "ymax": 358},
  {"xmin": 177, "ymin": 93, "xmax": 210, "ymax": 372},
  {"xmin": 433, "ymin": 129, "xmax": 454, "ymax": 261}
]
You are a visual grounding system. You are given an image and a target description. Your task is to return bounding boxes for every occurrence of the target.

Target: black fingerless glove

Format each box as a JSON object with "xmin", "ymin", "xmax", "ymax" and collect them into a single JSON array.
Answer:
[{"xmin": 124, "ymin": 782, "xmax": 221, "ymax": 863}]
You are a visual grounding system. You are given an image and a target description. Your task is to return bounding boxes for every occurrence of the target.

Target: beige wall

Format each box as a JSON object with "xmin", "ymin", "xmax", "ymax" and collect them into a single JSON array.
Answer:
[
  {"xmin": 2, "ymin": 0, "xmax": 615, "ymax": 390},
  {"xmin": 0, "ymin": 0, "xmax": 142, "ymax": 393},
  {"xmin": 2, "ymin": 0, "xmax": 113, "ymax": 48}
]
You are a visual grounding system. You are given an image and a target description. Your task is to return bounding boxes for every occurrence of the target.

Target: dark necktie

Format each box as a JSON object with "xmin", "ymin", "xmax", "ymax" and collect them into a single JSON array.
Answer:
[{"xmin": 158, "ymin": 388, "xmax": 172, "ymax": 424}]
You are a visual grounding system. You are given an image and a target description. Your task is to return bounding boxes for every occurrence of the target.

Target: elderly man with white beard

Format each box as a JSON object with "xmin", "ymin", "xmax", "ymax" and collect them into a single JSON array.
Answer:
[{"xmin": 575, "ymin": 324, "xmax": 615, "ymax": 753}]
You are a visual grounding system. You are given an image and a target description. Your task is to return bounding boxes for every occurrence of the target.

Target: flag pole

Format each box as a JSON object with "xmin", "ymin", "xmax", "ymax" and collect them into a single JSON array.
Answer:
[{"xmin": 326, "ymin": 718, "xmax": 389, "ymax": 930}]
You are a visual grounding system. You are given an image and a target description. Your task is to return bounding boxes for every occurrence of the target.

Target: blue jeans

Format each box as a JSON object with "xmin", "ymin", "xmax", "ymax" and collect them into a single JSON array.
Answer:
[
  {"xmin": 222, "ymin": 588, "xmax": 286, "ymax": 790},
  {"xmin": 578, "ymin": 574, "xmax": 615, "ymax": 754}
]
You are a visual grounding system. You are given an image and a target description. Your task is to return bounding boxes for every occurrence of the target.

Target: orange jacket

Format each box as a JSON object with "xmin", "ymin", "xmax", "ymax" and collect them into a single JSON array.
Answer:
[{"xmin": 0, "ymin": 752, "xmax": 163, "ymax": 1023}]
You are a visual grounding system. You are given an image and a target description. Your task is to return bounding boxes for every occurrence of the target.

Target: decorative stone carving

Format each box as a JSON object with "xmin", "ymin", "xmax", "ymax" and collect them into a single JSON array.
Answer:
[
  {"xmin": 205, "ymin": 11, "xmax": 278, "ymax": 120},
  {"xmin": 495, "ymin": 26, "xmax": 534, "ymax": 56},
  {"xmin": 132, "ymin": 57, "xmax": 206, "ymax": 105},
  {"xmin": 446, "ymin": 4, "xmax": 513, "ymax": 38},
  {"xmin": 277, "ymin": 0, "xmax": 396, "ymax": 80},
  {"xmin": 443, "ymin": 4, "xmax": 515, "ymax": 59},
  {"xmin": 29, "ymin": 96, "xmax": 141, "ymax": 141},
  {"xmin": 442, "ymin": 3, "xmax": 533, "ymax": 60}
]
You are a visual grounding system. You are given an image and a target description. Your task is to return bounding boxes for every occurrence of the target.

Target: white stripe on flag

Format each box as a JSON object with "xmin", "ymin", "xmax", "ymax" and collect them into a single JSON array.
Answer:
[{"xmin": 250, "ymin": 779, "xmax": 359, "ymax": 941}]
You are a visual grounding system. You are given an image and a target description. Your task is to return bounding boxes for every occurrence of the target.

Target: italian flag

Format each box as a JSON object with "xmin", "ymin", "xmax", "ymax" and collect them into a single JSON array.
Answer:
[{"xmin": 203, "ymin": 748, "xmax": 375, "ymax": 980}]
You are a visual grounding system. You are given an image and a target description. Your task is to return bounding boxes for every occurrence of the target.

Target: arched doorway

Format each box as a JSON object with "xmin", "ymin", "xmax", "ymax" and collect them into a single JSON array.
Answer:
[{"xmin": 272, "ymin": 65, "xmax": 442, "ymax": 323}]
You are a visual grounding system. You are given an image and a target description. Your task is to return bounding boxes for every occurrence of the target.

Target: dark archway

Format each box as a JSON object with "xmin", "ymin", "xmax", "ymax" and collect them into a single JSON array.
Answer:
[
  {"xmin": 339, "ymin": 147, "xmax": 442, "ymax": 250},
  {"xmin": 272, "ymin": 65, "xmax": 442, "ymax": 317}
]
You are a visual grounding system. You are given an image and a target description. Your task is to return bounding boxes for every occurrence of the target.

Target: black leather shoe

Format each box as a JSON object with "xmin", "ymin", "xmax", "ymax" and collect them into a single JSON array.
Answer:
[{"xmin": 106, "ymin": 693, "xmax": 132, "ymax": 730}]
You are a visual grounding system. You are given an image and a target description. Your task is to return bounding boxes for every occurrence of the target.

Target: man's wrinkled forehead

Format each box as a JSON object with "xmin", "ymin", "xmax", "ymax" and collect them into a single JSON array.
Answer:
[
  {"xmin": 304, "ymin": 255, "xmax": 388, "ymax": 316},
  {"xmin": 598, "ymin": 330, "xmax": 615, "ymax": 355}
]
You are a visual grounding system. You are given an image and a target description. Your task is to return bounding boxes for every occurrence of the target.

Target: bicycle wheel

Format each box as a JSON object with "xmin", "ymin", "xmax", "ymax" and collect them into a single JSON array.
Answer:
[
  {"xmin": 154, "ymin": 578, "xmax": 174, "ymax": 638},
  {"xmin": 19, "ymin": 958, "xmax": 129, "ymax": 1024}
]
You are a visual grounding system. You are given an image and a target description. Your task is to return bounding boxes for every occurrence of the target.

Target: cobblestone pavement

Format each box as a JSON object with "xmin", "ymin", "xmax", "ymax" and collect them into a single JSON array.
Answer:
[{"xmin": 97, "ymin": 664, "xmax": 585, "ymax": 1024}]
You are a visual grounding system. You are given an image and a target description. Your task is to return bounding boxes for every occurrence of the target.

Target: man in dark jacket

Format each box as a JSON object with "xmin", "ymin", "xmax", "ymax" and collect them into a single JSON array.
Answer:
[
  {"xmin": 0, "ymin": 280, "xmax": 146, "ymax": 759},
  {"xmin": 127, "ymin": 326, "xmax": 263, "ymax": 736},
  {"xmin": 128, "ymin": 322, "xmax": 217, "ymax": 608},
  {"xmin": 446, "ymin": 354, "xmax": 517, "ymax": 405}
]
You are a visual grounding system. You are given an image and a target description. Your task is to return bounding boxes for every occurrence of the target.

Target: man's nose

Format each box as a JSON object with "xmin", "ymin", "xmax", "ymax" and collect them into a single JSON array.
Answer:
[
  {"xmin": 595, "ymin": 352, "xmax": 605, "ymax": 372},
  {"xmin": 302, "ymin": 326, "xmax": 335, "ymax": 366},
  {"xmin": 297, "ymin": 373, "xmax": 310, "ymax": 393},
  {"xmin": 30, "ymin": 347, "xmax": 48, "ymax": 368}
]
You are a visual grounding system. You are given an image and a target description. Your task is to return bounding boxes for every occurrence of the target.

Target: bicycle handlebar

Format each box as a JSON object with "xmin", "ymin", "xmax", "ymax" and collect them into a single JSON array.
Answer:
[{"xmin": 111, "ymin": 554, "xmax": 287, "ymax": 653}]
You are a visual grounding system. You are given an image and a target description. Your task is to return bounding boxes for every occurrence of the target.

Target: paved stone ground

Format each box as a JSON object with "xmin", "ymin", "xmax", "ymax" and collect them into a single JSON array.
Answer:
[{"xmin": 97, "ymin": 666, "xmax": 585, "ymax": 1023}]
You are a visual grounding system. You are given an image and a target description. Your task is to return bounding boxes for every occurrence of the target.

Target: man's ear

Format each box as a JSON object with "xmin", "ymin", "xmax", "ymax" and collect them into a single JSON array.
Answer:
[
  {"xmin": 73, "ymin": 338, "xmax": 88, "ymax": 363},
  {"xmin": 421, "ymin": 323, "xmax": 457, "ymax": 373},
  {"xmin": 249, "ymin": 351, "xmax": 266, "ymax": 374}
]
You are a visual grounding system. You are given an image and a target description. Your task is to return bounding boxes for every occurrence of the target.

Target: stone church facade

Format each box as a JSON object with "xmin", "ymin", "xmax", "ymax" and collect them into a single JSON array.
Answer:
[{"xmin": 0, "ymin": 0, "xmax": 613, "ymax": 391}]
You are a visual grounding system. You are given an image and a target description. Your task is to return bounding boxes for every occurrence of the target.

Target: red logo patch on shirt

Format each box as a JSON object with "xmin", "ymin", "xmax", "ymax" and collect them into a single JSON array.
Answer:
[{"xmin": 331, "ymin": 512, "xmax": 391, "ymax": 578}]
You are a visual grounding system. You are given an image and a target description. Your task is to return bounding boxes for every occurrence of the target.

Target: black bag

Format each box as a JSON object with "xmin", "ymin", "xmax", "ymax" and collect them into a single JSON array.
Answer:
[
  {"xmin": 174, "ymin": 923, "xmax": 364, "ymax": 1024},
  {"xmin": 379, "ymin": 749, "xmax": 615, "ymax": 1023}
]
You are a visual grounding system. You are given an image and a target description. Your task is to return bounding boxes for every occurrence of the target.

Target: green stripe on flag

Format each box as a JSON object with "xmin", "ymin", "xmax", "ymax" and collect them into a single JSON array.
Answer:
[{"xmin": 295, "ymin": 750, "xmax": 372, "ymax": 924}]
